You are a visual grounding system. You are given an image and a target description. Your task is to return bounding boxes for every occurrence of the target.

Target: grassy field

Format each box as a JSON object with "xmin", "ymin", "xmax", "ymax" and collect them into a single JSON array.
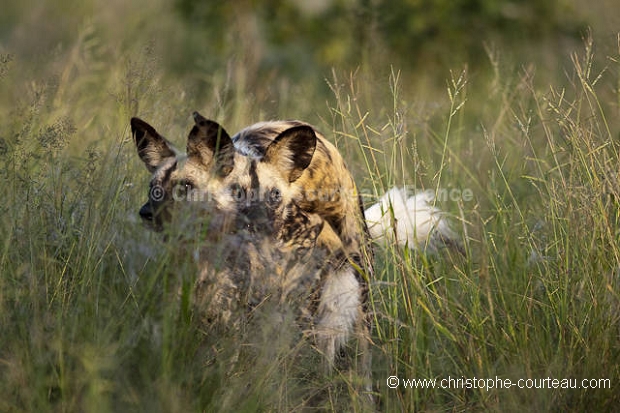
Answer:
[{"xmin": 2, "ymin": 2, "xmax": 620, "ymax": 412}]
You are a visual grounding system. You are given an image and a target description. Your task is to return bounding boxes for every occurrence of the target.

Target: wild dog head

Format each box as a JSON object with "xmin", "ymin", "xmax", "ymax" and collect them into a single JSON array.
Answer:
[
  {"xmin": 132, "ymin": 112, "xmax": 237, "ymax": 233},
  {"xmin": 131, "ymin": 112, "xmax": 320, "ymax": 240}
]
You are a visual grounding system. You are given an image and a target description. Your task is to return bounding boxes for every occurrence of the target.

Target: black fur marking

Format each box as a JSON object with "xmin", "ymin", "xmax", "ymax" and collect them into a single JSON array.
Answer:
[
  {"xmin": 131, "ymin": 117, "xmax": 157, "ymax": 144},
  {"xmin": 249, "ymin": 161, "xmax": 260, "ymax": 191},
  {"xmin": 149, "ymin": 160, "xmax": 176, "ymax": 194},
  {"xmin": 279, "ymin": 205, "xmax": 310, "ymax": 243},
  {"xmin": 188, "ymin": 114, "xmax": 235, "ymax": 176},
  {"xmin": 131, "ymin": 117, "xmax": 175, "ymax": 169},
  {"xmin": 264, "ymin": 125, "xmax": 317, "ymax": 182},
  {"xmin": 134, "ymin": 128, "xmax": 145, "ymax": 143}
]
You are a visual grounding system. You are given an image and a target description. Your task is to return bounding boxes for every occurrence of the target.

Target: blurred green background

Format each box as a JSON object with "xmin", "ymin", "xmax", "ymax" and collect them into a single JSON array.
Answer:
[{"xmin": 1, "ymin": 0, "xmax": 617, "ymax": 131}]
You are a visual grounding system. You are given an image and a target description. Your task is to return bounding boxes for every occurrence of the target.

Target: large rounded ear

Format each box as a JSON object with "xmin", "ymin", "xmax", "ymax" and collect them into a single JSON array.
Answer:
[
  {"xmin": 263, "ymin": 125, "xmax": 317, "ymax": 182},
  {"xmin": 188, "ymin": 112, "xmax": 235, "ymax": 177},
  {"xmin": 131, "ymin": 117, "xmax": 176, "ymax": 173}
]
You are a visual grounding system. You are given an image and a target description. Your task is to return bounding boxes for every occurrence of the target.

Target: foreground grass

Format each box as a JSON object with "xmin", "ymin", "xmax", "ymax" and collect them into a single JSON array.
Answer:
[{"xmin": 1, "ymin": 33, "xmax": 620, "ymax": 412}]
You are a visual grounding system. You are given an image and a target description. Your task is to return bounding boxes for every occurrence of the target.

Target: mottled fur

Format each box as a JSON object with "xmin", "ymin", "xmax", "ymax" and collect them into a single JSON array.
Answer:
[
  {"xmin": 232, "ymin": 121, "xmax": 373, "ymax": 272},
  {"xmin": 131, "ymin": 113, "xmax": 370, "ymax": 374}
]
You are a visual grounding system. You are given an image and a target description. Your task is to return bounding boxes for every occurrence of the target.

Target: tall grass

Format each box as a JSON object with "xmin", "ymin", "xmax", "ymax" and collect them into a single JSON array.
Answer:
[
  {"xmin": 357, "ymin": 34, "xmax": 620, "ymax": 411},
  {"xmin": 1, "ymin": 12, "xmax": 620, "ymax": 411}
]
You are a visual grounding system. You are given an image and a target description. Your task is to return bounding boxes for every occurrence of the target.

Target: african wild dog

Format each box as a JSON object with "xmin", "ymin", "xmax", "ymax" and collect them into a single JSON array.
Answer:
[
  {"xmin": 131, "ymin": 113, "xmax": 370, "ymax": 374},
  {"xmin": 131, "ymin": 112, "xmax": 462, "ymax": 378}
]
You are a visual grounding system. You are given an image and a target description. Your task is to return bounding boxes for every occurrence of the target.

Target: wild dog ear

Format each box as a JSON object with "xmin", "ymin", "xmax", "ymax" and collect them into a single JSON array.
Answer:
[
  {"xmin": 263, "ymin": 125, "xmax": 317, "ymax": 182},
  {"xmin": 188, "ymin": 112, "xmax": 235, "ymax": 177},
  {"xmin": 131, "ymin": 117, "xmax": 176, "ymax": 173}
]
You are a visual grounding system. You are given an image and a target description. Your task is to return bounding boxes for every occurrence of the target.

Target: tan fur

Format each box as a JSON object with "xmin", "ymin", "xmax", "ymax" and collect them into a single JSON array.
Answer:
[
  {"xmin": 131, "ymin": 114, "xmax": 372, "ymax": 383},
  {"xmin": 233, "ymin": 121, "xmax": 371, "ymax": 269}
]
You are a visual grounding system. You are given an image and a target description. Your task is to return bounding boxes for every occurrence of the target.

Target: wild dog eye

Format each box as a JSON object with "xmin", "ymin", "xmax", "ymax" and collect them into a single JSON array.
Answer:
[
  {"xmin": 171, "ymin": 179, "xmax": 195, "ymax": 201},
  {"xmin": 179, "ymin": 179, "xmax": 194, "ymax": 191},
  {"xmin": 267, "ymin": 188, "xmax": 282, "ymax": 207},
  {"xmin": 229, "ymin": 183, "xmax": 246, "ymax": 201}
]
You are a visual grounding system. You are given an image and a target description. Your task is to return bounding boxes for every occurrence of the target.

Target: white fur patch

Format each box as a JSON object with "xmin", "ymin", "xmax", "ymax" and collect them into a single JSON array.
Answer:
[
  {"xmin": 232, "ymin": 121, "xmax": 302, "ymax": 158},
  {"xmin": 152, "ymin": 156, "xmax": 178, "ymax": 181},
  {"xmin": 315, "ymin": 267, "xmax": 360, "ymax": 361},
  {"xmin": 365, "ymin": 186, "xmax": 459, "ymax": 251}
]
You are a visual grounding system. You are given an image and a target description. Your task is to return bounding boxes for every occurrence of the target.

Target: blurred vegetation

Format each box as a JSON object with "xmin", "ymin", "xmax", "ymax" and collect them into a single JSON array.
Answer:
[
  {"xmin": 0, "ymin": 0, "xmax": 601, "ymax": 150},
  {"xmin": 1, "ymin": 0, "xmax": 620, "ymax": 411},
  {"xmin": 175, "ymin": 0, "xmax": 585, "ymax": 76}
]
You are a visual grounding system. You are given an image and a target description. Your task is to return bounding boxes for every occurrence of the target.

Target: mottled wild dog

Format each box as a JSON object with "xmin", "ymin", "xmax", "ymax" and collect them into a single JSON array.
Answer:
[
  {"xmin": 131, "ymin": 113, "xmax": 370, "ymax": 374},
  {"xmin": 131, "ymin": 112, "xmax": 462, "ymax": 381}
]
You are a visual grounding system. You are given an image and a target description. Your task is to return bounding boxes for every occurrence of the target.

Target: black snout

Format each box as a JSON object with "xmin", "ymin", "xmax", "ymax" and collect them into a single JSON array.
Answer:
[
  {"xmin": 139, "ymin": 201, "xmax": 166, "ymax": 232},
  {"xmin": 139, "ymin": 203, "xmax": 154, "ymax": 221},
  {"xmin": 238, "ymin": 204, "xmax": 274, "ymax": 234}
]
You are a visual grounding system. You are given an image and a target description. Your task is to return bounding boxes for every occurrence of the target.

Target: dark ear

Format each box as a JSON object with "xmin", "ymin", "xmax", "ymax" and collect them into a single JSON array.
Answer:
[
  {"xmin": 263, "ymin": 125, "xmax": 317, "ymax": 182},
  {"xmin": 187, "ymin": 112, "xmax": 235, "ymax": 177},
  {"xmin": 131, "ymin": 117, "xmax": 176, "ymax": 173}
]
